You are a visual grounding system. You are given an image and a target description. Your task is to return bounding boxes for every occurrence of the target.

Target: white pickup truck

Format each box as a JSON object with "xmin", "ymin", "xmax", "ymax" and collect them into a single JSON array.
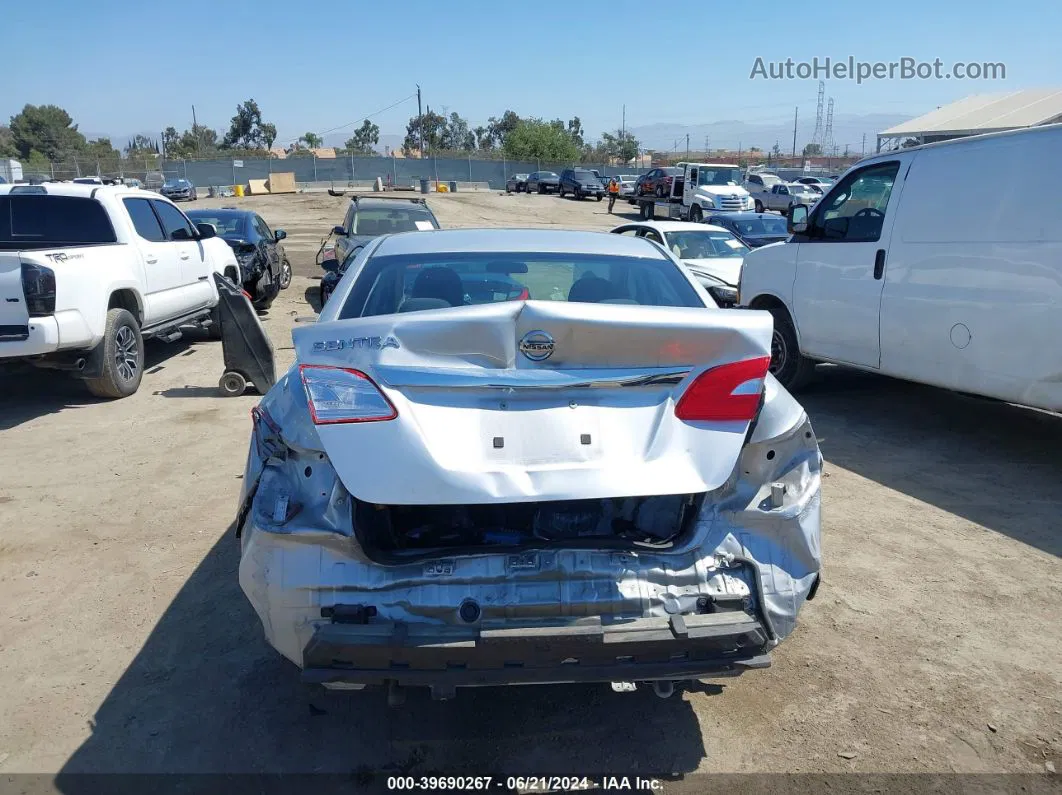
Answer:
[
  {"xmin": 631, "ymin": 163, "xmax": 755, "ymax": 222},
  {"xmin": 0, "ymin": 183, "xmax": 238, "ymax": 397},
  {"xmin": 751, "ymin": 182, "xmax": 821, "ymax": 214}
]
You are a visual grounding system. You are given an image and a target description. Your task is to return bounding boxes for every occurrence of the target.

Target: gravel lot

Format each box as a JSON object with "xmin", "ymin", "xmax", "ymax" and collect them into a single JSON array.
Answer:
[{"xmin": 0, "ymin": 190, "xmax": 1059, "ymax": 786}]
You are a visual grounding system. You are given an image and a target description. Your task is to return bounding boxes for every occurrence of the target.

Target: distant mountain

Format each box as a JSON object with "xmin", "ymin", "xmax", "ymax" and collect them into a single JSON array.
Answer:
[{"xmin": 629, "ymin": 112, "xmax": 912, "ymax": 155}]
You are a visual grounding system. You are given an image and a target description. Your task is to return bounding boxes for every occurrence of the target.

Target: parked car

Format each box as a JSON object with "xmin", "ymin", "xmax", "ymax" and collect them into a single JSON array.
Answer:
[
  {"xmin": 792, "ymin": 176, "xmax": 834, "ymax": 188},
  {"xmin": 612, "ymin": 174, "xmax": 640, "ymax": 196},
  {"xmin": 754, "ymin": 182, "xmax": 820, "ymax": 214},
  {"xmin": 160, "ymin": 178, "xmax": 197, "ymax": 201},
  {"xmin": 238, "ymin": 227, "xmax": 822, "ymax": 698},
  {"xmin": 186, "ymin": 208, "xmax": 292, "ymax": 310},
  {"xmin": 743, "ymin": 172, "xmax": 783, "ymax": 196},
  {"xmin": 558, "ymin": 168, "xmax": 605, "ymax": 200},
  {"xmin": 610, "ymin": 220, "xmax": 749, "ymax": 306},
  {"xmin": 0, "ymin": 183, "xmax": 237, "ymax": 397},
  {"xmin": 331, "ymin": 195, "xmax": 440, "ymax": 266},
  {"xmin": 706, "ymin": 211, "xmax": 790, "ymax": 248},
  {"xmin": 525, "ymin": 171, "xmax": 560, "ymax": 194},
  {"xmin": 505, "ymin": 173, "xmax": 529, "ymax": 193},
  {"xmin": 739, "ymin": 124, "xmax": 1062, "ymax": 411},
  {"xmin": 638, "ymin": 167, "xmax": 683, "ymax": 197}
]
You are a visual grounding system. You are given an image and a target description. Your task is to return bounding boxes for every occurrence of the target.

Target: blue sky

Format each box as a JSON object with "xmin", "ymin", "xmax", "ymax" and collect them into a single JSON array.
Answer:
[{"xmin": 4, "ymin": 0, "xmax": 1059, "ymax": 148}]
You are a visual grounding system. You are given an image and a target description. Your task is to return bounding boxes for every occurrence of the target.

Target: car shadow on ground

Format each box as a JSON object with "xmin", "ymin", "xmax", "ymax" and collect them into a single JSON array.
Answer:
[
  {"xmin": 0, "ymin": 336, "xmax": 201, "ymax": 431},
  {"xmin": 55, "ymin": 525, "xmax": 709, "ymax": 781},
  {"xmin": 801, "ymin": 366, "xmax": 1062, "ymax": 558},
  {"xmin": 304, "ymin": 285, "xmax": 324, "ymax": 314}
]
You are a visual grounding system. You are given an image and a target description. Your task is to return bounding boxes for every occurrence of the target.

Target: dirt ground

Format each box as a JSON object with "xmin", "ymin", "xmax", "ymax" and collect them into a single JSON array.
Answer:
[{"xmin": 0, "ymin": 190, "xmax": 1059, "ymax": 788}]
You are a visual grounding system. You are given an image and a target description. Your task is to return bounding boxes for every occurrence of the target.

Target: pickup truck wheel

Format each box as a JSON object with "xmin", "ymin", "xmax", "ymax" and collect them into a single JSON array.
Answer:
[
  {"xmin": 690, "ymin": 205, "xmax": 703, "ymax": 222},
  {"xmin": 754, "ymin": 200, "xmax": 764, "ymax": 213},
  {"xmin": 85, "ymin": 308, "xmax": 144, "ymax": 399},
  {"xmin": 768, "ymin": 307, "xmax": 815, "ymax": 391},
  {"xmin": 279, "ymin": 258, "xmax": 292, "ymax": 290}
]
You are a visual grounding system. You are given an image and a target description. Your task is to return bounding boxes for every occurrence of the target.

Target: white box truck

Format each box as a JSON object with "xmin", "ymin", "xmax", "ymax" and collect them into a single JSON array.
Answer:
[{"xmin": 0, "ymin": 159, "xmax": 23, "ymax": 184}]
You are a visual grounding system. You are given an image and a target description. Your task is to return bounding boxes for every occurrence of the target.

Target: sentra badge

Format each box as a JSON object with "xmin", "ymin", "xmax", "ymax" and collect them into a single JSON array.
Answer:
[{"xmin": 312, "ymin": 335, "xmax": 399, "ymax": 352}]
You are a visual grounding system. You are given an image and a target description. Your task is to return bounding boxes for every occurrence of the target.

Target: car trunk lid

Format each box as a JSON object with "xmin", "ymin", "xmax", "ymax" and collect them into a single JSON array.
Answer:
[{"xmin": 291, "ymin": 300, "xmax": 772, "ymax": 505}]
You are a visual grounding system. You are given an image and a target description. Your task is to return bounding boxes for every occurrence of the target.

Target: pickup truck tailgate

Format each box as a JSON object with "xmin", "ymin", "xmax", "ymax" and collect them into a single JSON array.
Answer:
[{"xmin": 0, "ymin": 253, "xmax": 29, "ymax": 340}]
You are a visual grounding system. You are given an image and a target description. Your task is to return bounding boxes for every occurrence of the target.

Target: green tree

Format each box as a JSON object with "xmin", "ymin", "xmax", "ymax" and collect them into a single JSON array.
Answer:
[
  {"xmin": 259, "ymin": 123, "xmax": 277, "ymax": 150},
  {"xmin": 222, "ymin": 99, "xmax": 271, "ymax": 150},
  {"xmin": 402, "ymin": 109, "xmax": 446, "ymax": 156},
  {"xmin": 0, "ymin": 125, "xmax": 16, "ymax": 158},
  {"xmin": 9, "ymin": 104, "xmax": 87, "ymax": 160},
  {"xmin": 502, "ymin": 118, "xmax": 580, "ymax": 161},
  {"xmin": 84, "ymin": 137, "xmax": 119, "ymax": 160},
  {"xmin": 344, "ymin": 120, "xmax": 379, "ymax": 154},
  {"xmin": 473, "ymin": 125, "xmax": 492, "ymax": 151},
  {"xmin": 125, "ymin": 134, "xmax": 155, "ymax": 156},
  {"xmin": 567, "ymin": 117, "xmax": 584, "ymax": 147},
  {"xmin": 162, "ymin": 126, "xmax": 181, "ymax": 157},
  {"xmin": 599, "ymin": 129, "xmax": 640, "ymax": 164},
  {"xmin": 487, "ymin": 110, "xmax": 521, "ymax": 148},
  {"xmin": 802, "ymin": 143, "xmax": 822, "ymax": 156},
  {"xmin": 441, "ymin": 112, "xmax": 473, "ymax": 151},
  {"xmin": 772, "ymin": 142, "xmax": 781, "ymax": 156},
  {"xmin": 300, "ymin": 132, "xmax": 323, "ymax": 149}
]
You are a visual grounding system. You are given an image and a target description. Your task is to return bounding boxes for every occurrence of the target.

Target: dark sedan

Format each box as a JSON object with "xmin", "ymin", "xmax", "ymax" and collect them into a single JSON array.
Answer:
[
  {"xmin": 525, "ymin": 171, "xmax": 560, "ymax": 194},
  {"xmin": 186, "ymin": 209, "xmax": 291, "ymax": 309},
  {"xmin": 703, "ymin": 211, "xmax": 791, "ymax": 248},
  {"xmin": 505, "ymin": 173, "xmax": 530, "ymax": 193},
  {"xmin": 638, "ymin": 167, "xmax": 682, "ymax": 197},
  {"xmin": 160, "ymin": 178, "xmax": 197, "ymax": 201}
]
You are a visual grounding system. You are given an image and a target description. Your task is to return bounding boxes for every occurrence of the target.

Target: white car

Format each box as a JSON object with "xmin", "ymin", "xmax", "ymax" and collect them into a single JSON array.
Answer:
[
  {"xmin": 610, "ymin": 220, "xmax": 749, "ymax": 306},
  {"xmin": 739, "ymin": 123, "xmax": 1062, "ymax": 411},
  {"xmin": 0, "ymin": 183, "xmax": 238, "ymax": 397},
  {"xmin": 237, "ymin": 228, "xmax": 822, "ymax": 698}
]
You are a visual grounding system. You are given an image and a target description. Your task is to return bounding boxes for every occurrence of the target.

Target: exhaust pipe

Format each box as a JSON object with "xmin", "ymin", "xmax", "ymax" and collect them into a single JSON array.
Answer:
[
  {"xmin": 33, "ymin": 356, "xmax": 86, "ymax": 372},
  {"xmin": 652, "ymin": 680, "xmax": 676, "ymax": 699}
]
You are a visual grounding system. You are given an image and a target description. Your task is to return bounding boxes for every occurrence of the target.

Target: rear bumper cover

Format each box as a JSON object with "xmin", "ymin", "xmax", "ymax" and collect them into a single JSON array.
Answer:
[{"xmin": 302, "ymin": 612, "xmax": 770, "ymax": 687}]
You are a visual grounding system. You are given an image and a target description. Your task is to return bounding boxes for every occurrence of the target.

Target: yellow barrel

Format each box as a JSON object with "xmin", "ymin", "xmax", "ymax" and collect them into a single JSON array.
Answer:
[{"xmin": 233, "ymin": 184, "xmax": 245, "ymax": 197}]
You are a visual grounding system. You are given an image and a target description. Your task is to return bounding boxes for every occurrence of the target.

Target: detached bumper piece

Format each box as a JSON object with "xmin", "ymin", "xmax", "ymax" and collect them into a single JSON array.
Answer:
[{"xmin": 302, "ymin": 611, "xmax": 770, "ymax": 689}]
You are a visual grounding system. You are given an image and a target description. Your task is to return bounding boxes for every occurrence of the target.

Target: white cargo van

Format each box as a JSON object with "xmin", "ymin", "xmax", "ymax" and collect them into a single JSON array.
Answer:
[{"xmin": 738, "ymin": 124, "xmax": 1062, "ymax": 412}]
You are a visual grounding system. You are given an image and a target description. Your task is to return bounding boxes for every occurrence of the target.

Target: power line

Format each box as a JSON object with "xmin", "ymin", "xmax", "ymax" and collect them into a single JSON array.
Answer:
[{"xmin": 277, "ymin": 93, "xmax": 417, "ymax": 145}]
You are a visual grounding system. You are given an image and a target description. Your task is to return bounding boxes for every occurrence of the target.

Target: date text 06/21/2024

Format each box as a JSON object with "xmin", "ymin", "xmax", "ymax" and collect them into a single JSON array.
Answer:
[{"xmin": 385, "ymin": 775, "xmax": 666, "ymax": 792}]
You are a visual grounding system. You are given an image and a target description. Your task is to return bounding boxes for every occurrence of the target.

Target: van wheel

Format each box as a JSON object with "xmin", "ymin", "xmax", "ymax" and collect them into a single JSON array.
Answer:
[
  {"xmin": 767, "ymin": 307, "xmax": 815, "ymax": 391},
  {"xmin": 85, "ymin": 308, "xmax": 144, "ymax": 399}
]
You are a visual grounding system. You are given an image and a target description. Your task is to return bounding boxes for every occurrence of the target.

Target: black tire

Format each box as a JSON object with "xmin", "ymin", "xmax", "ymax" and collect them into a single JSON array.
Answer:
[
  {"xmin": 85, "ymin": 308, "xmax": 144, "ymax": 399},
  {"xmin": 754, "ymin": 200, "xmax": 764, "ymax": 213},
  {"xmin": 655, "ymin": 184, "xmax": 666, "ymax": 198},
  {"xmin": 767, "ymin": 306, "xmax": 816, "ymax": 391},
  {"xmin": 219, "ymin": 371, "xmax": 247, "ymax": 397},
  {"xmin": 596, "ymin": 194, "xmax": 603, "ymax": 202},
  {"xmin": 538, "ymin": 184, "xmax": 545, "ymax": 194},
  {"xmin": 253, "ymin": 280, "xmax": 281, "ymax": 311},
  {"xmin": 558, "ymin": 186, "xmax": 565, "ymax": 198},
  {"xmin": 279, "ymin": 257, "xmax": 292, "ymax": 290},
  {"xmin": 690, "ymin": 204, "xmax": 703, "ymax": 222}
]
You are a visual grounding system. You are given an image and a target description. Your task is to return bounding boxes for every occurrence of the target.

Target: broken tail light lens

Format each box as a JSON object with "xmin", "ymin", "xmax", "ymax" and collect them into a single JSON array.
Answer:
[
  {"xmin": 675, "ymin": 356, "xmax": 771, "ymax": 422},
  {"xmin": 299, "ymin": 365, "xmax": 397, "ymax": 425}
]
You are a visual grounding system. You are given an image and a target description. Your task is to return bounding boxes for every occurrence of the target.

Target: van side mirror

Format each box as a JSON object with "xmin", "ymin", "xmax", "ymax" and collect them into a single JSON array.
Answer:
[{"xmin": 788, "ymin": 204, "xmax": 809, "ymax": 234}]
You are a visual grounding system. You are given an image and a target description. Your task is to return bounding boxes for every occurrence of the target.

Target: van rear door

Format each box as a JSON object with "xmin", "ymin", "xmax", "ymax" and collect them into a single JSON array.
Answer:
[{"xmin": 790, "ymin": 158, "xmax": 907, "ymax": 368}]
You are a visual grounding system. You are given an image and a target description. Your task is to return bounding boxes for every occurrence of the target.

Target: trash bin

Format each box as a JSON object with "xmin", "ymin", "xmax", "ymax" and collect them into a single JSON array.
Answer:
[
  {"xmin": 449, "ymin": 181, "xmax": 457, "ymax": 193},
  {"xmin": 234, "ymin": 184, "xmax": 245, "ymax": 197},
  {"xmin": 212, "ymin": 272, "xmax": 276, "ymax": 397},
  {"xmin": 419, "ymin": 178, "xmax": 429, "ymax": 194}
]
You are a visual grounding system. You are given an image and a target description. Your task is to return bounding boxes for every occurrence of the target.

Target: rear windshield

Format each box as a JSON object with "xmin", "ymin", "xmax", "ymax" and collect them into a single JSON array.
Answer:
[
  {"xmin": 0, "ymin": 195, "xmax": 117, "ymax": 249},
  {"xmin": 733, "ymin": 217, "xmax": 788, "ymax": 236},
  {"xmin": 186, "ymin": 212, "xmax": 244, "ymax": 236},
  {"xmin": 353, "ymin": 207, "xmax": 438, "ymax": 236},
  {"xmin": 342, "ymin": 251, "xmax": 704, "ymax": 319},
  {"xmin": 573, "ymin": 170, "xmax": 597, "ymax": 179}
]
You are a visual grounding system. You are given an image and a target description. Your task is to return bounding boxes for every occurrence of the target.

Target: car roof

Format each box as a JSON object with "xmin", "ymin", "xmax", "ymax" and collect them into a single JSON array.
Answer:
[
  {"xmin": 0, "ymin": 183, "xmax": 148, "ymax": 198},
  {"xmin": 352, "ymin": 197, "xmax": 433, "ymax": 211},
  {"xmin": 373, "ymin": 228, "xmax": 670, "ymax": 259},
  {"xmin": 186, "ymin": 208, "xmax": 250, "ymax": 218},
  {"xmin": 618, "ymin": 220, "xmax": 728, "ymax": 234}
]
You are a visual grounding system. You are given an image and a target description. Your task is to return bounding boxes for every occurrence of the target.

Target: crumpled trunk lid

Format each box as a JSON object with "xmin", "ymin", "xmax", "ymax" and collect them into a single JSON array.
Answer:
[{"xmin": 291, "ymin": 300, "xmax": 772, "ymax": 505}]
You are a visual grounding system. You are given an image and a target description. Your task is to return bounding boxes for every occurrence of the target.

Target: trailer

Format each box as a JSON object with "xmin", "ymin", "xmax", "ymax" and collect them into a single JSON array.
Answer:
[
  {"xmin": 632, "ymin": 163, "xmax": 754, "ymax": 223},
  {"xmin": 0, "ymin": 159, "xmax": 23, "ymax": 184}
]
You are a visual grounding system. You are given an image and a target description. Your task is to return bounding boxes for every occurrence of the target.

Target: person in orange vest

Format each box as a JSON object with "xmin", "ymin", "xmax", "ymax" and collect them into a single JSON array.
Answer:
[{"xmin": 607, "ymin": 176, "xmax": 620, "ymax": 214}]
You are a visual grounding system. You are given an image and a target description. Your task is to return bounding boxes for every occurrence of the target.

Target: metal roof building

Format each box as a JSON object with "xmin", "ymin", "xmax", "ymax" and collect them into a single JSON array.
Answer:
[{"xmin": 877, "ymin": 88, "xmax": 1062, "ymax": 150}]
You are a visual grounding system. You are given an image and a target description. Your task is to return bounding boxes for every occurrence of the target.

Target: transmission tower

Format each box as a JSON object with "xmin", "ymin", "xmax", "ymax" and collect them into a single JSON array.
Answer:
[
  {"xmin": 824, "ymin": 97, "xmax": 835, "ymax": 155},
  {"xmin": 811, "ymin": 80, "xmax": 825, "ymax": 149}
]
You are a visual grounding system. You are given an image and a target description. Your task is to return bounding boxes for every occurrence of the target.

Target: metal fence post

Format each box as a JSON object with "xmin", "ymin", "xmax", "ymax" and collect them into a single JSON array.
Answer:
[
  {"xmin": 183, "ymin": 159, "xmax": 188, "ymax": 179},
  {"xmin": 392, "ymin": 153, "xmax": 397, "ymax": 186},
  {"xmin": 350, "ymin": 152, "xmax": 355, "ymax": 182},
  {"xmin": 313, "ymin": 154, "xmax": 318, "ymax": 182},
  {"xmin": 231, "ymin": 159, "xmax": 236, "ymax": 187},
  {"xmin": 468, "ymin": 153, "xmax": 472, "ymax": 183}
]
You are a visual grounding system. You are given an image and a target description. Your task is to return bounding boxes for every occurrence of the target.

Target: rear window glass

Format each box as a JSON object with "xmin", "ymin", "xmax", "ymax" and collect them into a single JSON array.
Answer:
[
  {"xmin": 186, "ymin": 212, "xmax": 244, "ymax": 236},
  {"xmin": 353, "ymin": 207, "xmax": 438, "ymax": 236},
  {"xmin": 0, "ymin": 195, "xmax": 117, "ymax": 249},
  {"xmin": 342, "ymin": 251, "xmax": 704, "ymax": 319}
]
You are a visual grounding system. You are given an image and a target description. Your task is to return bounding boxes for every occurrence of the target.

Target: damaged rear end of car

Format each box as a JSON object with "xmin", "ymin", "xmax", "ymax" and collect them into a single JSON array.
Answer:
[{"xmin": 235, "ymin": 234, "xmax": 821, "ymax": 699}]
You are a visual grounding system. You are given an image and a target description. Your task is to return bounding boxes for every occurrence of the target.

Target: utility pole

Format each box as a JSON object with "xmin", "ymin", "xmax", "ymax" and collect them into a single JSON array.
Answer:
[
  {"xmin": 191, "ymin": 105, "xmax": 200, "ymax": 156},
  {"xmin": 417, "ymin": 84, "xmax": 424, "ymax": 160},
  {"xmin": 704, "ymin": 135, "xmax": 710, "ymax": 156},
  {"xmin": 861, "ymin": 132, "xmax": 866, "ymax": 155},
  {"xmin": 621, "ymin": 104, "xmax": 625, "ymax": 138},
  {"xmin": 685, "ymin": 134, "xmax": 689, "ymax": 160},
  {"xmin": 792, "ymin": 107, "xmax": 798, "ymax": 157}
]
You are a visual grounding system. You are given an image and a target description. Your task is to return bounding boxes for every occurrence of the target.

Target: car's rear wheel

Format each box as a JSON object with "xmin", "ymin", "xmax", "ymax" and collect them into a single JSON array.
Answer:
[
  {"xmin": 85, "ymin": 308, "xmax": 144, "ymax": 399},
  {"xmin": 754, "ymin": 200, "xmax": 764, "ymax": 213},
  {"xmin": 596, "ymin": 194, "xmax": 602, "ymax": 201},
  {"xmin": 767, "ymin": 306, "xmax": 815, "ymax": 391},
  {"xmin": 655, "ymin": 184, "xmax": 666, "ymax": 198},
  {"xmin": 538, "ymin": 184, "xmax": 545, "ymax": 194},
  {"xmin": 558, "ymin": 186, "xmax": 565, "ymax": 198}
]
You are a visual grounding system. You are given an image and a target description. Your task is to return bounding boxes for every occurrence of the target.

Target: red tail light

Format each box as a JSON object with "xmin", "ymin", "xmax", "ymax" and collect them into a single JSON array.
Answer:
[
  {"xmin": 299, "ymin": 365, "xmax": 397, "ymax": 425},
  {"xmin": 516, "ymin": 286, "xmax": 530, "ymax": 300},
  {"xmin": 675, "ymin": 356, "xmax": 771, "ymax": 422}
]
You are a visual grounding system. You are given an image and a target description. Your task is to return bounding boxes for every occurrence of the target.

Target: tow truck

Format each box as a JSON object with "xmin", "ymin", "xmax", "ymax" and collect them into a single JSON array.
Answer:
[{"xmin": 632, "ymin": 163, "xmax": 755, "ymax": 222}]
